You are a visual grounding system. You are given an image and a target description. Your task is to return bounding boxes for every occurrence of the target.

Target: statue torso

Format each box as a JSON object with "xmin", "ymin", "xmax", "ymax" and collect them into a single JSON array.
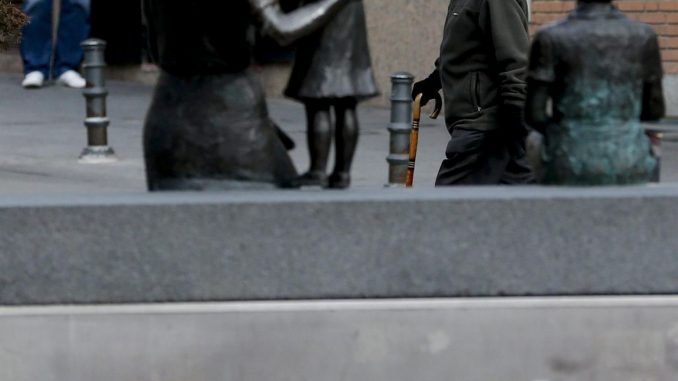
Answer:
[
  {"xmin": 530, "ymin": 4, "xmax": 660, "ymax": 184},
  {"xmin": 143, "ymin": 0, "xmax": 253, "ymax": 75}
]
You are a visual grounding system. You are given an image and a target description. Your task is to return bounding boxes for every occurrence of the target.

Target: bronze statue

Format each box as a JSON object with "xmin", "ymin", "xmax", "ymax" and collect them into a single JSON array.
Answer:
[
  {"xmin": 141, "ymin": 0, "xmax": 352, "ymax": 191},
  {"xmin": 525, "ymin": 0, "xmax": 665, "ymax": 185},
  {"xmin": 284, "ymin": 0, "xmax": 378, "ymax": 189}
]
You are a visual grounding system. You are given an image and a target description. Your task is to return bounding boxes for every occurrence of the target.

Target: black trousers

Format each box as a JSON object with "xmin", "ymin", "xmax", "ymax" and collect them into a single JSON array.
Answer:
[{"xmin": 436, "ymin": 128, "xmax": 535, "ymax": 186}]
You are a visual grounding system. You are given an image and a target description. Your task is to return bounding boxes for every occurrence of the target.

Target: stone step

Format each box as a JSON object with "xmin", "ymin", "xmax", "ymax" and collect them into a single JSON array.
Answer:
[
  {"xmin": 0, "ymin": 186, "xmax": 677, "ymax": 305},
  {"xmin": 1, "ymin": 297, "xmax": 676, "ymax": 381}
]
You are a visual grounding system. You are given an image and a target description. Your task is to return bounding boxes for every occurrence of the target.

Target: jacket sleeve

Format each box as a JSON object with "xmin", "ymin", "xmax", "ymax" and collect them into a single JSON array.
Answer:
[{"xmin": 479, "ymin": 0, "xmax": 530, "ymax": 109}]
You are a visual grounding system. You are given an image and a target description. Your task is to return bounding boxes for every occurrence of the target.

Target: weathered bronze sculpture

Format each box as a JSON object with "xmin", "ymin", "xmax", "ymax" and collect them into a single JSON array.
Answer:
[
  {"xmin": 284, "ymin": 0, "xmax": 378, "ymax": 189},
  {"xmin": 142, "ymin": 0, "xmax": 352, "ymax": 191},
  {"xmin": 525, "ymin": 0, "xmax": 665, "ymax": 185}
]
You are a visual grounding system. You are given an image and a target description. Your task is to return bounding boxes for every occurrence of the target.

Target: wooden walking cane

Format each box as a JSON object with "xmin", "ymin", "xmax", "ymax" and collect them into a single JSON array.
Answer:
[{"xmin": 406, "ymin": 92, "xmax": 442, "ymax": 187}]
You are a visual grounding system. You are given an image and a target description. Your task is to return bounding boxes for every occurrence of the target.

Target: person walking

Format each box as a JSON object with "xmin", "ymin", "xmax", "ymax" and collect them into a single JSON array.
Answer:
[
  {"xmin": 20, "ymin": 0, "xmax": 90, "ymax": 89},
  {"xmin": 413, "ymin": 0, "xmax": 534, "ymax": 185}
]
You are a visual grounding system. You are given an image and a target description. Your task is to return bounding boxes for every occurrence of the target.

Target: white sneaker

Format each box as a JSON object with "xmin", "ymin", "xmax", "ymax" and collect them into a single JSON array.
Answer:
[
  {"xmin": 22, "ymin": 71, "xmax": 45, "ymax": 89},
  {"xmin": 57, "ymin": 70, "xmax": 86, "ymax": 89}
]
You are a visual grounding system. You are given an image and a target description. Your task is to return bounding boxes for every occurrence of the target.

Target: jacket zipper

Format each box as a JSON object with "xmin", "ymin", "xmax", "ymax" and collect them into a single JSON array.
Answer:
[{"xmin": 472, "ymin": 72, "xmax": 482, "ymax": 112}]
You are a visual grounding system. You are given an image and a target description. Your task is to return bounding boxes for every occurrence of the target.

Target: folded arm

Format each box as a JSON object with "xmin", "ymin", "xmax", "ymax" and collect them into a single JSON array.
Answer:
[
  {"xmin": 525, "ymin": 30, "xmax": 556, "ymax": 134},
  {"xmin": 641, "ymin": 32, "xmax": 666, "ymax": 122},
  {"xmin": 250, "ymin": 0, "xmax": 349, "ymax": 46}
]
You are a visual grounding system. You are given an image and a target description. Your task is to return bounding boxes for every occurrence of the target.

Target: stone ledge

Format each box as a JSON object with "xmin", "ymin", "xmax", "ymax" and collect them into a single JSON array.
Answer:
[
  {"xmin": 1, "ymin": 186, "xmax": 677, "ymax": 305},
  {"xmin": 0, "ymin": 297, "xmax": 677, "ymax": 381}
]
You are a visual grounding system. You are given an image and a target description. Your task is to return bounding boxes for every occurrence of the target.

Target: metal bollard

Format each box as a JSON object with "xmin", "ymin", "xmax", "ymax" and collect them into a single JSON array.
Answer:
[
  {"xmin": 79, "ymin": 39, "xmax": 116, "ymax": 163},
  {"xmin": 386, "ymin": 72, "xmax": 414, "ymax": 186}
]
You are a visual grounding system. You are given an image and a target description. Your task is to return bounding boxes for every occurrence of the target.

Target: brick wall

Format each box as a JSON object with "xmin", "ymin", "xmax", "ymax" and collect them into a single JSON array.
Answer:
[{"xmin": 531, "ymin": 0, "xmax": 678, "ymax": 74}]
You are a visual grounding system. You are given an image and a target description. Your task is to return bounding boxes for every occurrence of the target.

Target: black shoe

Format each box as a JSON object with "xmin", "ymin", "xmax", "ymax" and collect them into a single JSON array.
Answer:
[
  {"xmin": 297, "ymin": 171, "xmax": 329, "ymax": 187},
  {"xmin": 328, "ymin": 172, "xmax": 351, "ymax": 189}
]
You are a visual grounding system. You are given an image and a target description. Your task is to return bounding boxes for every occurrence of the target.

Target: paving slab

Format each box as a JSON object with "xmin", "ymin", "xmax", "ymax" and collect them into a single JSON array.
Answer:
[
  {"xmin": 2, "ymin": 73, "xmax": 678, "ymax": 195},
  {"xmin": 0, "ymin": 74, "xmax": 450, "ymax": 195}
]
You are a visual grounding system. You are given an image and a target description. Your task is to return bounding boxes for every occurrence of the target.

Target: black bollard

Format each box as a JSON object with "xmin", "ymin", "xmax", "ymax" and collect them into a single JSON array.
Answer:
[{"xmin": 79, "ymin": 39, "xmax": 116, "ymax": 163}]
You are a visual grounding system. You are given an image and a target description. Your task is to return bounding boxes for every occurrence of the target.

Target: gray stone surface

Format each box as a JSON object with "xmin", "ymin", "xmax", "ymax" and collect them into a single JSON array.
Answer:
[
  {"xmin": 0, "ymin": 297, "xmax": 677, "ymax": 381},
  {"xmin": 664, "ymin": 74, "xmax": 678, "ymax": 115},
  {"xmin": 0, "ymin": 186, "xmax": 677, "ymax": 305},
  {"xmin": 0, "ymin": 74, "xmax": 449, "ymax": 194},
  {"xmin": 1, "ymin": 73, "xmax": 678, "ymax": 195}
]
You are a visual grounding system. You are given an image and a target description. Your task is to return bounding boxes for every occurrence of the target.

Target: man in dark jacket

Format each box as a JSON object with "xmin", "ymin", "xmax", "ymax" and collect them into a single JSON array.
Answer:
[{"xmin": 413, "ymin": 0, "xmax": 534, "ymax": 185}]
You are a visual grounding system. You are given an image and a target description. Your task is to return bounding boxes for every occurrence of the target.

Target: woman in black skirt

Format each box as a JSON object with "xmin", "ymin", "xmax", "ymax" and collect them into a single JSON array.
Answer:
[{"xmin": 285, "ymin": 0, "xmax": 379, "ymax": 189}]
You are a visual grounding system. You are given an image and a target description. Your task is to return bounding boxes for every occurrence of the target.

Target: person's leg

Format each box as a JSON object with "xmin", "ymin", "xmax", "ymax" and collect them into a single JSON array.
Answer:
[
  {"xmin": 20, "ymin": 0, "xmax": 53, "ymax": 78},
  {"xmin": 435, "ymin": 129, "xmax": 509, "ymax": 186},
  {"xmin": 299, "ymin": 100, "xmax": 332, "ymax": 186},
  {"xmin": 330, "ymin": 99, "xmax": 359, "ymax": 189},
  {"xmin": 499, "ymin": 129, "xmax": 536, "ymax": 185},
  {"xmin": 54, "ymin": 0, "xmax": 90, "ymax": 77}
]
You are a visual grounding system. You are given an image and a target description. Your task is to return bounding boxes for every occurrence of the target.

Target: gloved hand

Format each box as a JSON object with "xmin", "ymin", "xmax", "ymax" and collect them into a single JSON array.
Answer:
[
  {"xmin": 500, "ymin": 104, "xmax": 528, "ymax": 157},
  {"xmin": 412, "ymin": 70, "xmax": 442, "ymax": 107},
  {"xmin": 500, "ymin": 104, "xmax": 527, "ymax": 134}
]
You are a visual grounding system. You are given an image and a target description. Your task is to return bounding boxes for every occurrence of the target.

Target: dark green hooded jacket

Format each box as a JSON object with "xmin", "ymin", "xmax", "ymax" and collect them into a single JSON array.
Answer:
[{"xmin": 437, "ymin": 0, "xmax": 529, "ymax": 131}]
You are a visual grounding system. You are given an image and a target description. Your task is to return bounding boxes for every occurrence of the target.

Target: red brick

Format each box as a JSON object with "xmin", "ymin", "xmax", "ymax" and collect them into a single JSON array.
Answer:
[
  {"xmin": 531, "ymin": 13, "xmax": 565, "ymax": 25},
  {"xmin": 660, "ymin": 37, "xmax": 678, "ymax": 48},
  {"xmin": 661, "ymin": 49, "xmax": 678, "ymax": 61},
  {"xmin": 658, "ymin": 2, "xmax": 678, "ymax": 11},
  {"xmin": 618, "ymin": 1, "xmax": 647, "ymax": 12},
  {"xmin": 656, "ymin": 24, "xmax": 678, "ymax": 36},
  {"xmin": 532, "ymin": 1, "xmax": 566, "ymax": 13},
  {"xmin": 636, "ymin": 13, "xmax": 668, "ymax": 25},
  {"xmin": 645, "ymin": 2, "xmax": 660, "ymax": 11}
]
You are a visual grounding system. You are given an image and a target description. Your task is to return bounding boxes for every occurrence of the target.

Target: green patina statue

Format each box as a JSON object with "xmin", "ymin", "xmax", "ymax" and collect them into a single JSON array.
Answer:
[
  {"xmin": 525, "ymin": 0, "xmax": 665, "ymax": 185},
  {"xmin": 0, "ymin": 0, "xmax": 27, "ymax": 50}
]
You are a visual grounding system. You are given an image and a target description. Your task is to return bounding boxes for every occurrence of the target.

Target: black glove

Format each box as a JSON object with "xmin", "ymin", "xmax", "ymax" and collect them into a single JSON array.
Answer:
[
  {"xmin": 500, "ymin": 104, "xmax": 528, "ymax": 135},
  {"xmin": 412, "ymin": 70, "xmax": 442, "ymax": 107},
  {"xmin": 499, "ymin": 104, "xmax": 528, "ymax": 157}
]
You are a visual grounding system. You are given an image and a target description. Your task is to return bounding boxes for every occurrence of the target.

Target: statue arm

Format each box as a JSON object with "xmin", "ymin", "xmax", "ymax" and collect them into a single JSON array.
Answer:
[
  {"xmin": 525, "ymin": 31, "xmax": 556, "ymax": 134},
  {"xmin": 250, "ymin": 0, "xmax": 349, "ymax": 46},
  {"xmin": 641, "ymin": 81, "xmax": 665, "ymax": 122},
  {"xmin": 641, "ymin": 32, "xmax": 666, "ymax": 122},
  {"xmin": 525, "ymin": 80, "xmax": 551, "ymax": 134}
]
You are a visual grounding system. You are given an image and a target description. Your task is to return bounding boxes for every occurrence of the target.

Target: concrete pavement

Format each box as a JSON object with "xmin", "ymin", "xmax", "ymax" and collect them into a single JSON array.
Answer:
[
  {"xmin": 0, "ymin": 74, "xmax": 449, "ymax": 195},
  {"xmin": 0, "ymin": 73, "xmax": 677, "ymax": 195}
]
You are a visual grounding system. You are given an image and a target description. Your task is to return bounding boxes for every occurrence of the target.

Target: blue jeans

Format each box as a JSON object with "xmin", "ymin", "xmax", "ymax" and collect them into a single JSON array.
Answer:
[{"xmin": 21, "ymin": 0, "xmax": 91, "ymax": 78}]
